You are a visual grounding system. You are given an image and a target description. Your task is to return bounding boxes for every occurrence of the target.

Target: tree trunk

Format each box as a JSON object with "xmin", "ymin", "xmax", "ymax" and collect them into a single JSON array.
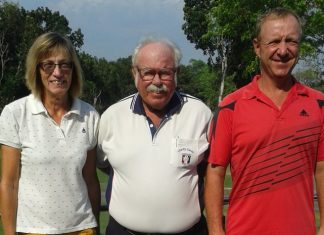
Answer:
[{"xmin": 218, "ymin": 42, "xmax": 228, "ymax": 105}]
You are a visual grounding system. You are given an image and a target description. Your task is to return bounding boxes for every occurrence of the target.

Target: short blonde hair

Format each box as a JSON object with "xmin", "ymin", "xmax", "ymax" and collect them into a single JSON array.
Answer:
[
  {"xmin": 25, "ymin": 32, "xmax": 83, "ymax": 99},
  {"xmin": 255, "ymin": 8, "xmax": 303, "ymax": 40}
]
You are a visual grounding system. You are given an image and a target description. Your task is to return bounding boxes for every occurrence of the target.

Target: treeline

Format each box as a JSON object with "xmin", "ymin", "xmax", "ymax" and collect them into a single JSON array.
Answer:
[
  {"xmin": 183, "ymin": 0, "xmax": 324, "ymax": 103},
  {"xmin": 0, "ymin": 1, "xmax": 323, "ymax": 114},
  {"xmin": 0, "ymin": 2, "xmax": 224, "ymax": 113}
]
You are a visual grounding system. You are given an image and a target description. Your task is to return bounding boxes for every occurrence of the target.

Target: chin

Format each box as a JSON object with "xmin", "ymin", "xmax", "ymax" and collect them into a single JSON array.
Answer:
[
  {"xmin": 271, "ymin": 68, "xmax": 293, "ymax": 78},
  {"xmin": 146, "ymin": 101, "xmax": 168, "ymax": 111}
]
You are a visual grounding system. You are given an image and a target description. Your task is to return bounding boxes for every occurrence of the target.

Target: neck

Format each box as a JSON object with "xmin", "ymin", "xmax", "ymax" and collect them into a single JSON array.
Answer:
[
  {"xmin": 142, "ymin": 103, "xmax": 166, "ymax": 128},
  {"xmin": 257, "ymin": 75, "xmax": 294, "ymax": 108},
  {"xmin": 42, "ymin": 93, "xmax": 71, "ymax": 124}
]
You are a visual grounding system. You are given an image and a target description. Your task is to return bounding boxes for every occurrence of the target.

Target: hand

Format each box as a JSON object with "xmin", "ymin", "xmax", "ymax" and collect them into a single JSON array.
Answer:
[
  {"xmin": 95, "ymin": 226, "xmax": 100, "ymax": 235},
  {"xmin": 210, "ymin": 230, "xmax": 226, "ymax": 235},
  {"xmin": 318, "ymin": 227, "xmax": 324, "ymax": 235}
]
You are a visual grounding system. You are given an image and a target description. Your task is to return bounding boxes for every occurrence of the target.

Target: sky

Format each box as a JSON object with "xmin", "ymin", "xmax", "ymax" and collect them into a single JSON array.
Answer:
[{"xmin": 13, "ymin": 0, "xmax": 208, "ymax": 65}]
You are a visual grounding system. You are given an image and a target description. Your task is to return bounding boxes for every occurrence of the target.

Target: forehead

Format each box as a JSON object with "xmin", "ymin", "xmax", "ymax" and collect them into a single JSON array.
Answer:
[
  {"xmin": 136, "ymin": 42, "xmax": 174, "ymax": 67},
  {"xmin": 39, "ymin": 46, "xmax": 71, "ymax": 61},
  {"xmin": 259, "ymin": 15, "xmax": 301, "ymax": 39}
]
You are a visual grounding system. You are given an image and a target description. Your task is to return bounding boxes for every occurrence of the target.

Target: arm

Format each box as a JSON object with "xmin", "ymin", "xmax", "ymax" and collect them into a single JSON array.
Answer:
[
  {"xmin": 0, "ymin": 145, "xmax": 20, "ymax": 235},
  {"xmin": 316, "ymin": 161, "xmax": 324, "ymax": 235},
  {"xmin": 83, "ymin": 148, "xmax": 101, "ymax": 232},
  {"xmin": 205, "ymin": 163, "xmax": 226, "ymax": 235}
]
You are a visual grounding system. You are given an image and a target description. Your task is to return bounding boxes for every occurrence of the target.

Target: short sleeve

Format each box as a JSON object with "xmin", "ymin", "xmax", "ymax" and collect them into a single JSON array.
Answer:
[
  {"xmin": 208, "ymin": 106, "xmax": 233, "ymax": 167},
  {"xmin": 96, "ymin": 109, "xmax": 111, "ymax": 169},
  {"xmin": 89, "ymin": 109, "xmax": 100, "ymax": 149},
  {"xmin": 0, "ymin": 105, "xmax": 21, "ymax": 148},
  {"xmin": 317, "ymin": 105, "xmax": 324, "ymax": 162}
]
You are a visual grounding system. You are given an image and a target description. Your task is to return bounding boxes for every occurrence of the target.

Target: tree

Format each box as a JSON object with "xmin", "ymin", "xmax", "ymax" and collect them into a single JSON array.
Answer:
[
  {"xmin": 0, "ymin": 1, "xmax": 84, "ymax": 111},
  {"xmin": 294, "ymin": 67, "xmax": 324, "ymax": 91},
  {"xmin": 183, "ymin": 0, "xmax": 324, "ymax": 101},
  {"xmin": 177, "ymin": 59, "xmax": 235, "ymax": 109},
  {"xmin": 79, "ymin": 53, "xmax": 135, "ymax": 113},
  {"xmin": 0, "ymin": 32, "xmax": 9, "ymax": 85},
  {"xmin": 0, "ymin": 2, "xmax": 26, "ymax": 85}
]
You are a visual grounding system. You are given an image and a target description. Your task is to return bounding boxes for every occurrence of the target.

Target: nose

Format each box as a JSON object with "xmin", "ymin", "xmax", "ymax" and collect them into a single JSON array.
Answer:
[
  {"xmin": 151, "ymin": 72, "xmax": 162, "ymax": 85},
  {"xmin": 276, "ymin": 41, "xmax": 289, "ymax": 57},
  {"xmin": 52, "ymin": 64, "xmax": 63, "ymax": 75}
]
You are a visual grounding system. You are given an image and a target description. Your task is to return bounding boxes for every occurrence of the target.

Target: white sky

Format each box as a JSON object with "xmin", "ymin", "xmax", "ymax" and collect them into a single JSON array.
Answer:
[{"xmin": 13, "ymin": 0, "xmax": 208, "ymax": 64}]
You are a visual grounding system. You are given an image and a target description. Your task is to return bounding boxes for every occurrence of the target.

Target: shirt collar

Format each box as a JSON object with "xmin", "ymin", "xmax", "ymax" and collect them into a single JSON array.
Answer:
[
  {"xmin": 29, "ymin": 94, "xmax": 47, "ymax": 115},
  {"xmin": 131, "ymin": 91, "xmax": 184, "ymax": 117},
  {"xmin": 242, "ymin": 75, "xmax": 309, "ymax": 100},
  {"xmin": 29, "ymin": 94, "xmax": 81, "ymax": 116}
]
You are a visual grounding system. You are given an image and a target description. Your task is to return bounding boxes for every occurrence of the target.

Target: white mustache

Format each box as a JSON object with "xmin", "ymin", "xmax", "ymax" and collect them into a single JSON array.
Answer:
[{"xmin": 146, "ymin": 84, "xmax": 168, "ymax": 93}]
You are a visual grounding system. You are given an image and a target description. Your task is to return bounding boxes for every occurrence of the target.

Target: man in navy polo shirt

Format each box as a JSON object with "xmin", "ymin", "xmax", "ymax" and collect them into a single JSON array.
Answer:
[{"xmin": 97, "ymin": 37, "xmax": 212, "ymax": 235}]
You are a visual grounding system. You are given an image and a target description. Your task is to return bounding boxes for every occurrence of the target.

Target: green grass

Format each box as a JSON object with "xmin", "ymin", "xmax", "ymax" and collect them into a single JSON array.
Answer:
[{"xmin": 97, "ymin": 169, "xmax": 109, "ymax": 234}]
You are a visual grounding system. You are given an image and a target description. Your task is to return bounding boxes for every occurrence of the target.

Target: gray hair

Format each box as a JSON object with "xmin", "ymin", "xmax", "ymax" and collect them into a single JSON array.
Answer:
[{"xmin": 132, "ymin": 37, "xmax": 182, "ymax": 68}]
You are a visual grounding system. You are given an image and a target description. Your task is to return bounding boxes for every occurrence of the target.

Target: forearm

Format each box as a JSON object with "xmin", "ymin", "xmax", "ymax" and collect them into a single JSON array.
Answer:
[
  {"xmin": 205, "ymin": 164, "xmax": 226, "ymax": 235},
  {"xmin": 0, "ymin": 181, "xmax": 18, "ymax": 235},
  {"xmin": 87, "ymin": 178, "xmax": 101, "ymax": 224},
  {"xmin": 0, "ymin": 145, "xmax": 20, "ymax": 235},
  {"xmin": 83, "ymin": 148, "xmax": 101, "ymax": 227},
  {"xmin": 316, "ymin": 161, "xmax": 324, "ymax": 232}
]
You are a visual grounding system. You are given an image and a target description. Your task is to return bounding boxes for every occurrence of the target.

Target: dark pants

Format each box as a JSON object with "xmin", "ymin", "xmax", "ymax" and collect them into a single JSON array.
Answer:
[{"xmin": 106, "ymin": 216, "xmax": 208, "ymax": 235}]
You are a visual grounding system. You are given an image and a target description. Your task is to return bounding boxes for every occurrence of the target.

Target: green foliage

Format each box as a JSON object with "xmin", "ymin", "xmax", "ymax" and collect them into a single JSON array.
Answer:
[
  {"xmin": 1, "ymin": 1, "xmax": 322, "ymax": 114},
  {"xmin": 79, "ymin": 53, "xmax": 136, "ymax": 113},
  {"xmin": 177, "ymin": 59, "xmax": 235, "ymax": 109},
  {"xmin": 0, "ymin": 1, "xmax": 84, "ymax": 112},
  {"xmin": 183, "ymin": 0, "xmax": 324, "ymax": 90},
  {"xmin": 0, "ymin": 2, "xmax": 219, "ymax": 114},
  {"xmin": 294, "ymin": 67, "xmax": 324, "ymax": 92}
]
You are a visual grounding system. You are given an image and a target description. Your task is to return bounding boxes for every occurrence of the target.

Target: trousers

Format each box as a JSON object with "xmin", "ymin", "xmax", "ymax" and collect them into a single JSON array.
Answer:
[{"xmin": 105, "ymin": 216, "xmax": 208, "ymax": 235}]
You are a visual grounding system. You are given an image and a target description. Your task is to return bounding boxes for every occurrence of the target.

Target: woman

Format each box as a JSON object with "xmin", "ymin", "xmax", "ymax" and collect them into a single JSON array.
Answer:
[{"xmin": 0, "ymin": 32, "xmax": 100, "ymax": 235}]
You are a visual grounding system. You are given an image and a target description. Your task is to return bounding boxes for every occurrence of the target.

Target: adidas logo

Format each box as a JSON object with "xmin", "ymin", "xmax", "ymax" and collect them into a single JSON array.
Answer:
[{"xmin": 300, "ymin": 109, "xmax": 309, "ymax": 117}]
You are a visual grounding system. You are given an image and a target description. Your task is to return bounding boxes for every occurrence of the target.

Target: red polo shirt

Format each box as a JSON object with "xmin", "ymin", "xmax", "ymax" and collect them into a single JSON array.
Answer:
[{"xmin": 209, "ymin": 75, "xmax": 324, "ymax": 235}]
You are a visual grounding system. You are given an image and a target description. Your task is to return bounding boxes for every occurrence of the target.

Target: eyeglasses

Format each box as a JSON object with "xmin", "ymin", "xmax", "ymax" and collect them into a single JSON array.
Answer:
[
  {"xmin": 39, "ymin": 61, "xmax": 73, "ymax": 74},
  {"xmin": 135, "ymin": 67, "xmax": 176, "ymax": 81}
]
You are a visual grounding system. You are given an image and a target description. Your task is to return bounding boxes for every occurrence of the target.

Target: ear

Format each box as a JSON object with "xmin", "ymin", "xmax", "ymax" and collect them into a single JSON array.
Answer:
[
  {"xmin": 253, "ymin": 38, "xmax": 260, "ymax": 58},
  {"xmin": 131, "ymin": 67, "xmax": 136, "ymax": 80},
  {"xmin": 131, "ymin": 67, "xmax": 139, "ymax": 88}
]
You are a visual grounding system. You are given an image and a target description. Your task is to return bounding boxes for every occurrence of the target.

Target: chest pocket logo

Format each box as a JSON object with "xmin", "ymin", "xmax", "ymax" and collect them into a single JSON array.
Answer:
[
  {"xmin": 182, "ymin": 154, "xmax": 191, "ymax": 164},
  {"xmin": 171, "ymin": 137, "xmax": 199, "ymax": 168}
]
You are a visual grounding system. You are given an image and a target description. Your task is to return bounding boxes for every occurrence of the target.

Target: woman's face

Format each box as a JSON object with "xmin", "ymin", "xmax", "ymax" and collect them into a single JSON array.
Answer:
[{"xmin": 38, "ymin": 52, "xmax": 73, "ymax": 98}]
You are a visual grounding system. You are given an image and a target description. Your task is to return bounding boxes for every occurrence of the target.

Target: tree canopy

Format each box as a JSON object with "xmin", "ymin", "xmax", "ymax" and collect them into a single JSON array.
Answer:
[
  {"xmin": 0, "ymin": 2, "xmax": 220, "ymax": 112},
  {"xmin": 0, "ymin": 1, "xmax": 323, "ymax": 113},
  {"xmin": 183, "ymin": 0, "xmax": 324, "ymax": 91},
  {"xmin": 0, "ymin": 1, "xmax": 84, "ymax": 108}
]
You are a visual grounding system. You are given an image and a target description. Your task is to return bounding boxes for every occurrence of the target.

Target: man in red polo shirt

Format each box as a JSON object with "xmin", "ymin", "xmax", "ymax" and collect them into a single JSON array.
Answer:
[{"xmin": 205, "ymin": 8, "xmax": 324, "ymax": 235}]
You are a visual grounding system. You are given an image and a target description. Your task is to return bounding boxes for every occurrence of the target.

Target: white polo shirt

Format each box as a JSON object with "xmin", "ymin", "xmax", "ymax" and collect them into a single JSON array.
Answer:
[
  {"xmin": 0, "ymin": 94, "xmax": 99, "ymax": 234},
  {"xmin": 97, "ymin": 92, "xmax": 212, "ymax": 233}
]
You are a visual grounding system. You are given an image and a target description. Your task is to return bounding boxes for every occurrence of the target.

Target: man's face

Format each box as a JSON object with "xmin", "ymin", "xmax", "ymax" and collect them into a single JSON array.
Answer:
[
  {"xmin": 132, "ymin": 42, "xmax": 176, "ymax": 112},
  {"xmin": 253, "ymin": 15, "xmax": 301, "ymax": 80}
]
